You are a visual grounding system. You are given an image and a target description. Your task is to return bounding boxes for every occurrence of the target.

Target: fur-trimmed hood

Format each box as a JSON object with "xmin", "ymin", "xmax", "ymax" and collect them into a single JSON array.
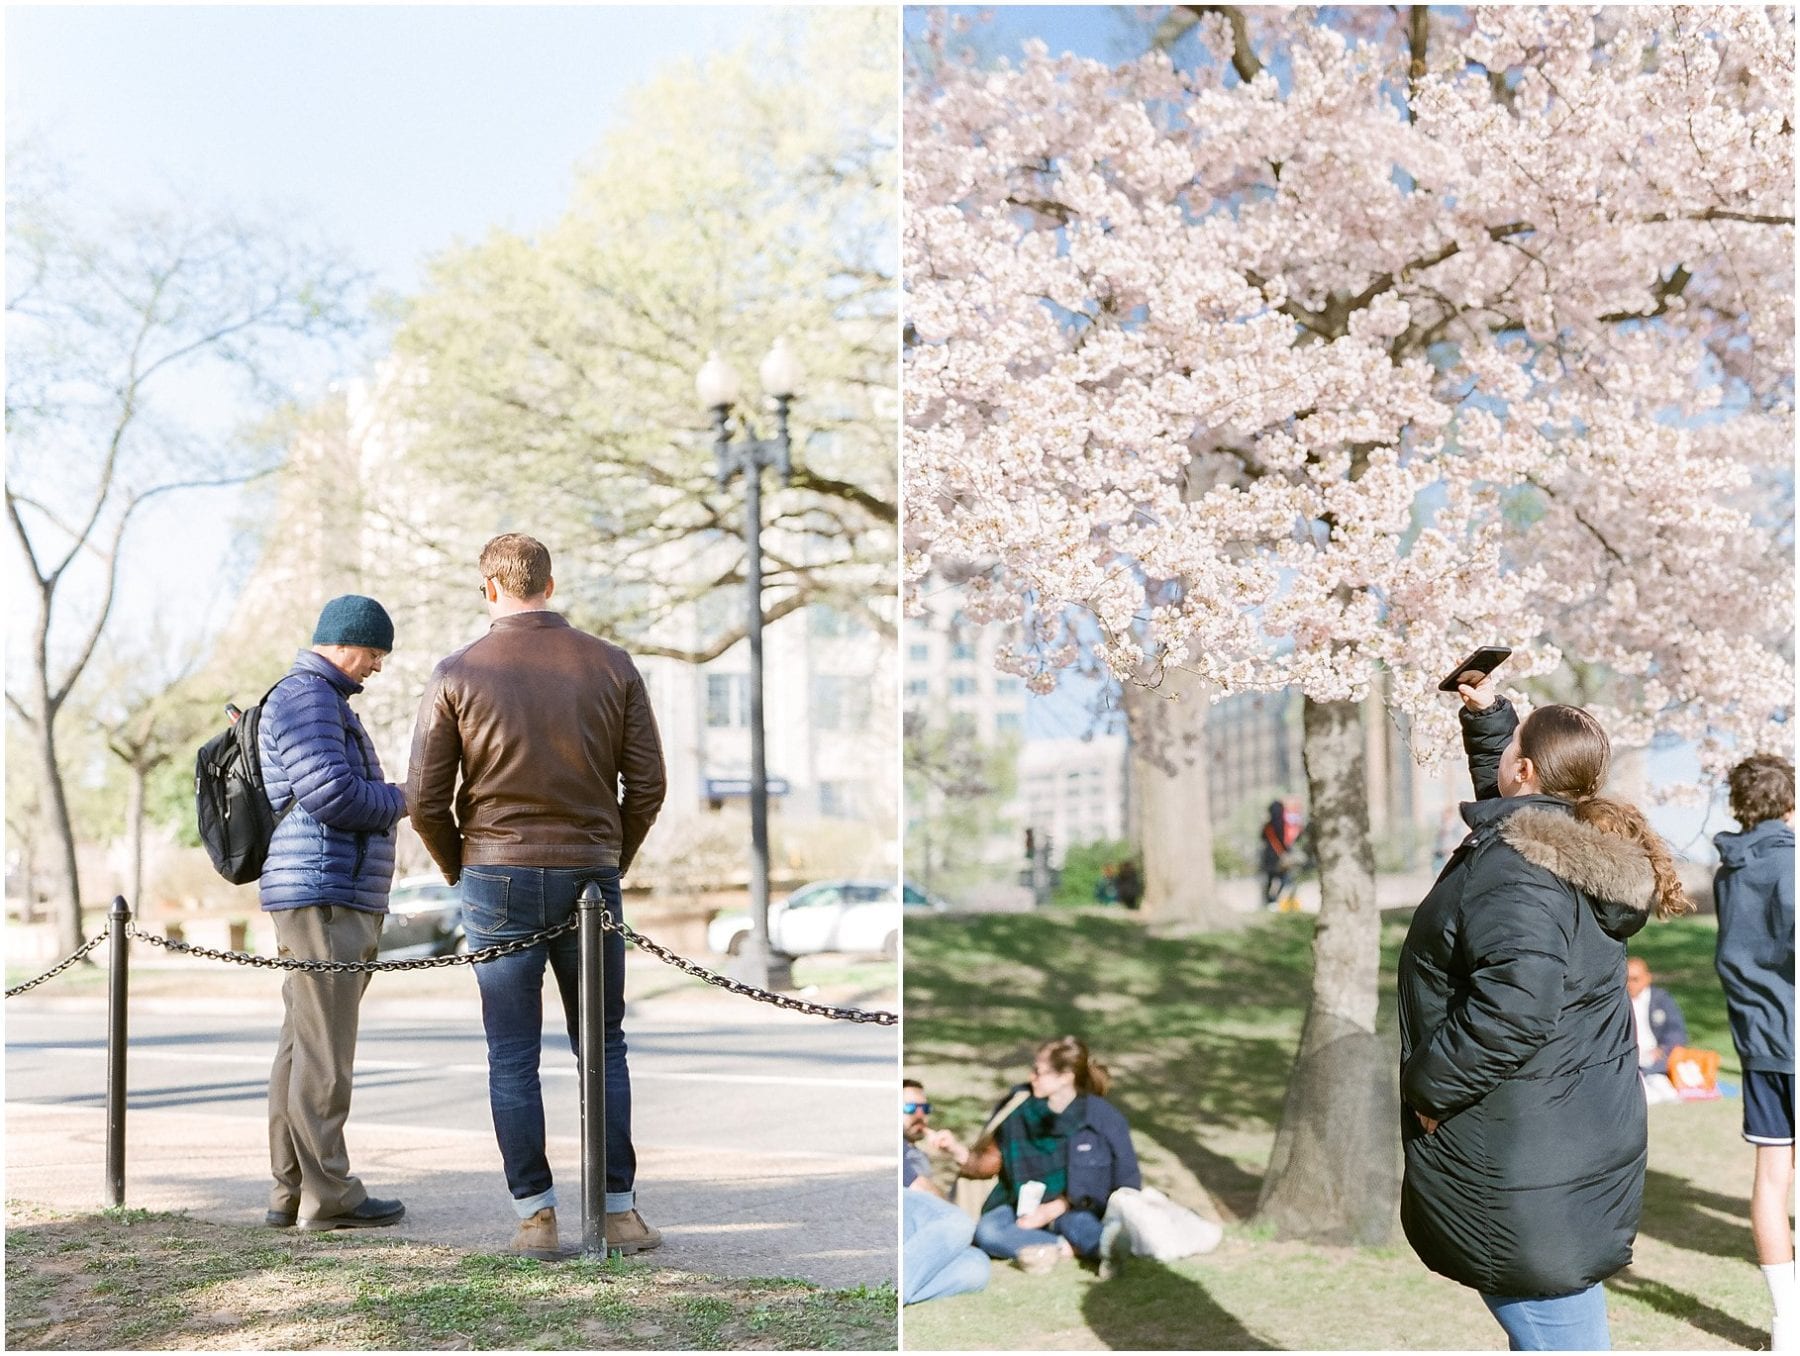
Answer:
[{"xmin": 1499, "ymin": 806, "xmax": 1654, "ymax": 937}]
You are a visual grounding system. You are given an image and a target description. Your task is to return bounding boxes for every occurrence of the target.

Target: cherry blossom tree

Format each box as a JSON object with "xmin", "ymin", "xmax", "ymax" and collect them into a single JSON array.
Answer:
[{"xmin": 906, "ymin": 5, "xmax": 1793, "ymax": 1242}]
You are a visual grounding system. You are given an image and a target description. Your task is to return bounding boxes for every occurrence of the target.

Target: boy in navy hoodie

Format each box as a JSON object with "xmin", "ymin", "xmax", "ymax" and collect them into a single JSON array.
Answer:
[{"xmin": 1715, "ymin": 753, "xmax": 1795, "ymax": 1351}]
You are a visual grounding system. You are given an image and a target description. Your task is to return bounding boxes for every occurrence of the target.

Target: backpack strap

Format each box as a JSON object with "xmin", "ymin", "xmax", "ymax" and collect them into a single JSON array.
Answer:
[{"xmin": 255, "ymin": 672, "xmax": 349, "ymax": 826}]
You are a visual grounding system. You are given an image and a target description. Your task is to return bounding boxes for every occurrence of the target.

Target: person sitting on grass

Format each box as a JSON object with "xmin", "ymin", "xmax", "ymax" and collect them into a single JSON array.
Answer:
[
  {"xmin": 1713, "ymin": 753, "xmax": 1795, "ymax": 1352},
  {"xmin": 1624, "ymin": 955, "xmax": 1689, "ymax": 1103},
  {"xmin": 960, "ymin": 1036, "xmax": 1140, "ymax": 1275},
  {"xmin": 902, "ymin": 1078, "xmax": 989, "ymax": 1305}
]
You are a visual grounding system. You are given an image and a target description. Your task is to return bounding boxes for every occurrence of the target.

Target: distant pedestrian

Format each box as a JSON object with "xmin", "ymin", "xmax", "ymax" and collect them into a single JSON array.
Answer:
[
  {"xmin": 1398, "ymin": 671, "xmax": 1691, "ymax": 1351},
  {"xmin": 1713, "ymin": 754, "xmax": 1795, "ymax": 1351},
  {"xmin": 258, "ymin": 595, "xmax": 409, "ymax": 1232},
  {"xmin": 1094, "ymin": 864, "xmax": 1117, "ymax": 907},
  {"xmin": 408, "ymin": 534, "xmax": 667, "ymax": 1259},
  {"xmin": 1432, "ymin": 807, "xmax": 1466, "ymax": 874},
  {"xmin": 1114, "ymin": 859, "xmax": 1141, "ymax": 912},
  {"xmin": 1258, "ymin": 801, "xmax": 1298, "ymax": 908}
]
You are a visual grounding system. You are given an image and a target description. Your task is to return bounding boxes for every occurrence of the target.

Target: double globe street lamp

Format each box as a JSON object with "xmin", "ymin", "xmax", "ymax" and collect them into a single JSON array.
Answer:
[{"xmin": 696, "ymin": 338, "xmax": 803, "ymax": 992}]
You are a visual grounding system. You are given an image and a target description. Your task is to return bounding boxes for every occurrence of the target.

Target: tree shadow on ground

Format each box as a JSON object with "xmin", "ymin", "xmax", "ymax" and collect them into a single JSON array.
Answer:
[
  {"xmin": 1080, "ymin": 1256, "xmax": 1274, "ymax": 1350},
  {"xmin": 906, "ymin": 911, "xmax": 1344, "ymax": 1220},
  {"xmin": 1608, "ymin": 1269, "xmax": 1768, "ymax": 1350},
  {"xmin": 1636, "ymin": 1167, "xmax": 1756, "ymax": 1262}
]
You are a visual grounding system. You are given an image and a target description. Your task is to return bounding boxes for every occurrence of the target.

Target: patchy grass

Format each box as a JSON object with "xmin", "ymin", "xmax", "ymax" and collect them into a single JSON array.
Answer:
[
  {"xmin": 904, "ymin": 908, "xmax": 1772, "ymax": 1350},
  {"xmin": 5, "ymin": 1203, "xmax": 896, "ymax": 1351}
]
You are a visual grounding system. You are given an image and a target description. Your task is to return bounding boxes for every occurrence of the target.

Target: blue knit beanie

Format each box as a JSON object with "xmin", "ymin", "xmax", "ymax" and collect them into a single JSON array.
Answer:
[{"xmin": 312, "ymin": 595, "xmax": 395, "ymax": 651}]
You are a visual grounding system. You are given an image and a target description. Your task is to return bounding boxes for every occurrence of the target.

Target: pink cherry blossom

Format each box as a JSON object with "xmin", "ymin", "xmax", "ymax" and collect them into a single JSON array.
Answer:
[{"xmin": 906, "ymin": 6, "xmax": 1793, "ymax": 779}]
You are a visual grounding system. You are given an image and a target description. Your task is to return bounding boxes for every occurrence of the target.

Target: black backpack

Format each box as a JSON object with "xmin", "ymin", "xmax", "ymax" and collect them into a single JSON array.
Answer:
[{"xmin": 195, "ymin": 678, "xmax": 298, "ymax": 885}]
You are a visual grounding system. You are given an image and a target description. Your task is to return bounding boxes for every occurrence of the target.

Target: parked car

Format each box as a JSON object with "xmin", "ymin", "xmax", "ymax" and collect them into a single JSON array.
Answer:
[
  {"xmin": 706, "ymin": 879, "xmax": 900, "ymax": 960},
  {"xmin": 378, "ymin": 875, "xmax": 465, "ymax": 959},
  {"xmin": 903, "ymin": 881, "xmax": 951, "ymax": 912}
]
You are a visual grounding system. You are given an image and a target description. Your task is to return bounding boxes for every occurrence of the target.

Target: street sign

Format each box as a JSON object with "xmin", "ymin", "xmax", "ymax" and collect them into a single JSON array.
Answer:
[{"xmin": 703, "ymin": 776, "xmax": 791, "ymax": 799}]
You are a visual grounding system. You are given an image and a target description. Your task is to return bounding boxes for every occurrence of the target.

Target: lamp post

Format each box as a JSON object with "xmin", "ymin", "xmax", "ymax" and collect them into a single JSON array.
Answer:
[{"xmin": 698, "ymin": 338, "xmax": 803, "ymax": 992}]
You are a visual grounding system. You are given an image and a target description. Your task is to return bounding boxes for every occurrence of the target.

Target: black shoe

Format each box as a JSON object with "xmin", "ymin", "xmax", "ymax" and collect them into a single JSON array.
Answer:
[
  {"xmin": 299, "ymin": 1197, "xmax": 405, "ymax": 1231},
  {"xmin": 265, "ymin": 1208, "xmax": 298, "ymax": 1228}
]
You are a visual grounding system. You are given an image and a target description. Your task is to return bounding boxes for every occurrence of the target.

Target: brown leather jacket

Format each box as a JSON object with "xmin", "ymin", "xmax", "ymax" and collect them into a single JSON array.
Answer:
[{"xmin": 406, "ymin": 611, "xmax": 666, "ymax": 882}]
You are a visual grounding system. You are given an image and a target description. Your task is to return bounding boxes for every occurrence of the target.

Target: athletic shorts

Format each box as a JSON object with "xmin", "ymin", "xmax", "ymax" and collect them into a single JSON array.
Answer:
[{"xmin": 1743, "ymin": 1070, "xmax": 1794, "ymax": 1146}]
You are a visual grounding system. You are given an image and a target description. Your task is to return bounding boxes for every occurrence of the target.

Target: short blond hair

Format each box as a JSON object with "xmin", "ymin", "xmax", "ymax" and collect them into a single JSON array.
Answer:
[{"xmin": 479, "ymin": 533, "xmax": 551, "ymax": 599}]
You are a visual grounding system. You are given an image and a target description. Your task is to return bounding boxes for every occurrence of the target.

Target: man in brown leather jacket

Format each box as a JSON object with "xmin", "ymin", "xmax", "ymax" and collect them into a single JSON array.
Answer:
[{"xmin": 407, "ymin": 532, "xmax": 666, "ymax": 1258}]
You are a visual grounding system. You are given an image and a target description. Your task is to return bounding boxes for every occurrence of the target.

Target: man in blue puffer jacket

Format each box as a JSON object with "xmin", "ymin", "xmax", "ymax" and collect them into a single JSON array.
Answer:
[{"xmin": 258, "ymin": 595, "xmax": 409, "ymax": 1231}]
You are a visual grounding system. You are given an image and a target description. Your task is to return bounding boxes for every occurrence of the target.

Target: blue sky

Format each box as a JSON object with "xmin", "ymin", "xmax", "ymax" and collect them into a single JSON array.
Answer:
[
  {"xmin": 8, "ymin": 6, "xmax": 764, "ymax": 298},
  {"xmin": 6, "ymin": 5, "xmax": 770, "ymax": 661},
  {"xmin": 906, "ymin": 6, "xmax": 1138, "ymax": 67}
]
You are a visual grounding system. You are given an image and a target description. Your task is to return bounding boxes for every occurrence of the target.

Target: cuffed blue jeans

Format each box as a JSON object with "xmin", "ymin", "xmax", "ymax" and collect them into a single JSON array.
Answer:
[
  {"xmin": 1482, "ymin": 1283, "xmax": 1610, "ymax": 1351},
  {"xmin": 903, "ymin": 1189, "xmax": 990, "ymax": 1303},
  {"xmin": 460, "ymin": 865, "xmax": 634, "ymax": 1218},
  {"xmin": 974, "ymin": 1202, "xmax": 1106, "ymax": 1259}
]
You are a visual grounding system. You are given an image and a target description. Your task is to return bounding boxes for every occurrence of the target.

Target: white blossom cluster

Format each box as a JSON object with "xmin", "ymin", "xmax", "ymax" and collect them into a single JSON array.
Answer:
[{"xmin": 905, "ymin": 6, "xmax": 1794, "ymax": 773}]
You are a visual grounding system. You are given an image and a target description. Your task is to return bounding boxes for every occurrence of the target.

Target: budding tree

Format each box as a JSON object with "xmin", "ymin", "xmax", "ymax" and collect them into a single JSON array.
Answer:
[
  {"xmin": 906, "ymin": 5, "xmax": 1793, "ymax": 1241},
  {"xmin": 6, "ymin": 157, "xmax": 361, "ymax": 953}
]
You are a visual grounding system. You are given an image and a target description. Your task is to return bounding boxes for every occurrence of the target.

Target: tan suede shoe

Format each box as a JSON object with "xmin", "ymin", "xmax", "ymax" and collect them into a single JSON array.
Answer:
[
  {"xmin": 510, "ymin": 1206, "xmax": 560, "ymax": 1260},
  {"xmin": 605, "ymin": 1208, "xmax": 663, "ymax": 1254},
  {"xmin": 1015, "ymin": 1242, "xmax": 1064, "ymax": 1275}
]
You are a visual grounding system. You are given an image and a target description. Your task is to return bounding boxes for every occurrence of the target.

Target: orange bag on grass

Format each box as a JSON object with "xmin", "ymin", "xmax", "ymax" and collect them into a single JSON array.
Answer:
[{"xmin": 1666, "ymin": 1045, "xmax": 1722, "ymax": 1100}]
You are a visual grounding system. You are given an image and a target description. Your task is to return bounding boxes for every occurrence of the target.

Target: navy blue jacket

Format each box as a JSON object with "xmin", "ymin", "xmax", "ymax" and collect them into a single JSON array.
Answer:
[
  {"xmin": 257, "ymin": 651, "xmax": 406, "ymax": 912},
  {"xmin": 984, "ymin": 1085, "xmax": 1142, "ymax": 1214},
  {"xmin": 1637, "ymin": 986, "xmax": 1689, "ymax": 1075},
  {"xmin": 1714, "ymin": 819, "xmax": 1795, "ymax": 1073},
  {"xmin": 1062, "ymin": 1093, "xmax": 1142, "ymax": 1214}
]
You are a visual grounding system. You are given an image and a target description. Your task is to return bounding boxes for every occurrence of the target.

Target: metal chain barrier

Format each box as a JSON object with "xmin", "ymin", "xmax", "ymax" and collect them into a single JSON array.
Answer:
[
  {"xmin": 11, "ymin": 912, "xmax": 895, "ymax": 1024},
  {"xmin": 597, "ymin": 914, "xmax": 898, "ymax": 1025},
  {"xmin": 126, "ymin": 917, "xmax": 579, "ymax": 972},
  {"xmin": 5, "ymin": 925, "xmax": 113, "ymax": 998},
  {"xmin": 19, "ymin": 915, "xmax": 896, "ymax": 1024}
]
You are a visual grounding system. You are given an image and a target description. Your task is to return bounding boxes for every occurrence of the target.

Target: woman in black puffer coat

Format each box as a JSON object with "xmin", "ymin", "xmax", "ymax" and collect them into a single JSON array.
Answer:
[{"xmin": 1399, "ymin": 673, "xmax": 1690, "ymax": 1351}]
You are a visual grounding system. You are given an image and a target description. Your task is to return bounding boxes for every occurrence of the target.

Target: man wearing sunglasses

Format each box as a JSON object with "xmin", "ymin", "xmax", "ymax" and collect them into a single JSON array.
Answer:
[{"xmin": 903, "ymin": 1077, "xmax": 988, "ymax": 1303}]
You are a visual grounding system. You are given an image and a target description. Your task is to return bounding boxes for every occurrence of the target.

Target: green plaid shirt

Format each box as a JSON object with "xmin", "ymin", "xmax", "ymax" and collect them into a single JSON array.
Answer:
[{"xmin": 984, "ymin": 1095, "xmax": 1080, "ymax": 1213}]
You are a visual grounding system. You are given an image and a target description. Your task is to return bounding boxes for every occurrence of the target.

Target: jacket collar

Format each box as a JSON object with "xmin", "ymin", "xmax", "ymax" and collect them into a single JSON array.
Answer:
[
  {"xmin": 488, "ymin": 610, "xmax": 572, "ymax": 635},
  {"xmin": 1716, "ymin": 817, "xmax": 1794, "ymax": 866},
  {"xmin": 1460, "ymin": 793, "xmax": 1569, "ymax": 832},
  {"xmin": 292, "ymin": 648, "xmax": 361, "ymax": 696}
]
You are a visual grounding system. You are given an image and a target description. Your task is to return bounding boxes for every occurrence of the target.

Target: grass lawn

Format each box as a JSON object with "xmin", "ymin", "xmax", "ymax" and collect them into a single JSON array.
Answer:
[
  {"xmin": 902, "ymin": 907, "xmax": 1774, "ymax": 1351},
  {"xmin": 4, "ymin": 1202, "xmax": 896, "ymax": 1351}
]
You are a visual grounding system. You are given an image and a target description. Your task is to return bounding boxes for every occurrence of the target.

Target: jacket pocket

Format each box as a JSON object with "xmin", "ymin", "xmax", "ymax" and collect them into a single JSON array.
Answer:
[{"xmin": 1066, "ymin": 1129, "xmax": 1116, "ymax": 1210}]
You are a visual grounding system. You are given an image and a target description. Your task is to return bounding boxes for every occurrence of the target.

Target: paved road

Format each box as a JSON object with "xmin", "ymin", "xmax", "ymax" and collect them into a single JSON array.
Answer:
[{"xmin": 5, "ymin": 995, "xmax": 898, "ymax": 1289}]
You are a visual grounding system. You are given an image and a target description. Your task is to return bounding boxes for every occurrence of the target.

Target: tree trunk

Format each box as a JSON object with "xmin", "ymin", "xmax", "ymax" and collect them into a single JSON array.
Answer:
[
  {"xmin": 35, "ymin": 708, "xmax": 84, "ymax": 957},
  {"xmin": 126, "ymin": 763, "xmax": 146, "ymax": 913},
  {"xmin": 1255, "ymin": 695, "xmax": 1399, "ymax": 1243},
  {"xmin": 1123, "ymin": 666, "xmax": 1224, "ymax": 927}
]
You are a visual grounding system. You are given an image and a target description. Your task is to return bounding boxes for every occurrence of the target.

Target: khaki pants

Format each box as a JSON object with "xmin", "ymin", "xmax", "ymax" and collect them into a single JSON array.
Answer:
[{"xmin": 267, "ymin": 905, "xmax": 382, "ymax": 1218}]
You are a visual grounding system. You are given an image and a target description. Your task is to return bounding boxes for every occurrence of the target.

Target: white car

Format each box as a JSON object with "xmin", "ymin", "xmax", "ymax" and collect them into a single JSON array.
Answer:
[{"xmin": 707, "ymin": 879, "xmax": 900, "ymax": 960}]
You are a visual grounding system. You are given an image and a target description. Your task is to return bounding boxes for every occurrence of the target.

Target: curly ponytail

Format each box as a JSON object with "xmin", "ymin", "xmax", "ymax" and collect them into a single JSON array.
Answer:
[{"xmin": 1573, "ymin": 796, "xmax": 1693, "ymax": 919}]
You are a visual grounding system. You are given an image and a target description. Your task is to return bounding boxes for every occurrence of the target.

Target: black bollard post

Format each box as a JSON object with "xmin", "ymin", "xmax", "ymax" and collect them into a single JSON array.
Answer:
[
  {"xmin": 577, "ymin": 882, "xmax": 608, "ymax": 1258},
  {"xmin": 105, "ymin": 894, "xmax": 131, "ymax": 1207}
]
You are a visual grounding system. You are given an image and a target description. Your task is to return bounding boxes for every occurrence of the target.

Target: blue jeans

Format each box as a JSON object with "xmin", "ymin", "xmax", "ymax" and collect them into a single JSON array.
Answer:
[
  {"xmin": 461, "ymin": 865, "xmax": 634, "ymax": 1217},
  {"xmin": 903, "ymin": 1189, "xmax": 990, "ymax": 1303},
  {"xmin": 974, "ymin": 1202, "xmax": 1106, "ymax": 1260},
  {"xmin": 1482, "ymin": 1284, "xmax": 1610, "ymax": 1351}
]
